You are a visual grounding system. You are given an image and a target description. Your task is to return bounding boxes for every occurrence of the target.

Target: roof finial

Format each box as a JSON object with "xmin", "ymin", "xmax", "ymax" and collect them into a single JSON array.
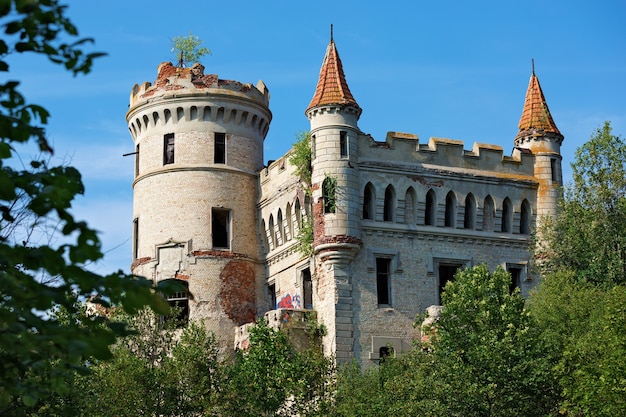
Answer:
[
  {"xmin": 330, "ymin": 24, "xmax": 334, "ymax": 42},
  {"xmin": 531, "ymin": 58, "xmax": 535, "ymax": 75}
]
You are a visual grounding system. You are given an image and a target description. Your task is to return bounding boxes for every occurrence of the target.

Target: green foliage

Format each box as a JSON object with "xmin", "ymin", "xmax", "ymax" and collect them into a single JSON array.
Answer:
[
  {"xmin": 171, "ymin": 32, "xmax": 211, "ymax": 67},
  {"xmin": 288, "ymin": 131, "xmax": 312, "ymax": 186},
  {"xmin": 537, "ymin": 121, "xmax": 626, "ymax": 285},
  {"xmin": 332, "ymin": 265, "xmax": 558, "ymax": 417},
  {"xmin": 219, "ymin": 319, "xmax": 335, "ymax": 417},
  {"xmin": 0, "ymin": 1, "xmax": 171, "ymax": 412},
  {"xmin": 530, "ymin": 271, "xmax": 626, "ymax": 416},
  {"xmin": 296, "ymin": 215, "xmax": 314, "ymax": 256},
  {"xmin": 322, "ymin": 174, "xmax": 337, "ymax": 213}
]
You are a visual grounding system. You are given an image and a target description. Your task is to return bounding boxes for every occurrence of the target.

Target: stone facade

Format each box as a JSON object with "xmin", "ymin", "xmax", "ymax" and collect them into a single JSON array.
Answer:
[{"xmin": 128, "ymin": 38, "xmax": 563, "ymax": 365}]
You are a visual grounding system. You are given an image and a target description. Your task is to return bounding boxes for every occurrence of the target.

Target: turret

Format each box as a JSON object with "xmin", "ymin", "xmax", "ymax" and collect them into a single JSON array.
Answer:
[
  {"xmin": 304, "ymin": 28, "xmax": 362, "ymax": 362},
  {"xmin": 127, "ymin": 61, "xmax": 271, "ymax": 351},
  {"xmin": 514, "ymin": 63, "xmax": 563, "ymax": 221}
]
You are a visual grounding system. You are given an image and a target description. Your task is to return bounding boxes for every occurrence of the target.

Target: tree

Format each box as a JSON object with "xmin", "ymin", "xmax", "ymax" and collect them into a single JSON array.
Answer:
[
  {"xmin": 536, "ymin": 121, "xmax": 626, "ymax": 285},
  {"xmin": 0, "ymin": 1, "xmax": 172, "ymax": 412},
  {"xmin": 171, "ymin": 32, "xmax": 211, "ymax": 67},
  {"xmin": 420, "ymin": 265, "xmax": 558, "ymax": 416},
  {"xmin": 218, "ymin": 319, "xmax": 335, "ymax": 417}
]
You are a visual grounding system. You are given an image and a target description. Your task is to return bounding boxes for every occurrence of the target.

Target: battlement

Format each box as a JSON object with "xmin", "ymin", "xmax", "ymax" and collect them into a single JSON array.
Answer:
[
  {"xmin": 129, "ymin": 62, "xmax": 270, "ymax": 110},
  {"xmin": 360, "ymin": 131, "xmax": 535, "ymax": 177}
]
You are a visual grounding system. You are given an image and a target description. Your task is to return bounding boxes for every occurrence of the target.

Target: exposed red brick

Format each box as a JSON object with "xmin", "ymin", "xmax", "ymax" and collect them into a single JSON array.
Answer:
[
  {"xmin": 175, "ymin": 273, "xmax": 189, "ymax": 281},
  {"xmin": 219, "ymin": 260, "xmax": 256, "ymax": 326},
  {"xmin": 191, "ymin": 250, "xmax": 249, "ymax": 259},
  {"xmin": 130, "ymin": 256, "xmax": 152, "ymax": 271}
]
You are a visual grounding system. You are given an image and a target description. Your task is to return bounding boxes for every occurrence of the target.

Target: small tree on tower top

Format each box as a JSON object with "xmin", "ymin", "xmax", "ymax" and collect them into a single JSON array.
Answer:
[{"xmin": 171, "ymin": 32, "xmax": 211, "ymax": 67}]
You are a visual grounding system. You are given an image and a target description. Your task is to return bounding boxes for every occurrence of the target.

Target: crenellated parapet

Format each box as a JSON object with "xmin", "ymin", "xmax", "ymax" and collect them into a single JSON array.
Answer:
[
  {"xmin": 359, "ymin": 131, "xmax": 536, "ymax": 178},
  {"xmin": 127, "ymin": 62, "xmax": 271, "ymax": 141}
]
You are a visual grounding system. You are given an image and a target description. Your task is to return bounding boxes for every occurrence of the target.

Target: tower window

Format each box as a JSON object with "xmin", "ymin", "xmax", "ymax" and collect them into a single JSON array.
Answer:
[
  {"xmin": 425, "ymin": 189, "xmax": 436, "ymax": 226},
  {"xmin": 322, "ymin": 177, "xmax": 336, "ymax": 214},
  {"xmin": 438, "ymin": 264, "xmax": 461, "ymax": 304},
  {"xmin": 163, "ymin": 133, "xmax": 175, "ymax": 165},
  {"xmin": 363, "ymin": 183, "xmax": 375, "ymax": 220},
  {"xmin": 550, "ymin": 158, "xmax": 558, "ymax": 183},
  {"xmin": 507, "ymin": 264, "xmax": 524, "ymax": 294},
  {"xmin": 501, "ymin": 198, "xmax": 512, "ymax": 233},
  {"xmin": 135, "ymin": 144, "xmax": 140, "ymax": 177},
  {"xmin": 132, "ymin": 217, "xmax": 139, "ymax": 259},
  {"xmin": 376, "ymin": 258, "xmax": 391, "ymax": 306},
  {"xmin": 161, "ymin": 279, "xmax": 189, "ymax": 328},
  {"xmin": 214, "ymin": 133, "xmax": 226, "ymax": 164},
  {"xmin": 445, "ymin": 191, "xmax": 456, "ymax": 228},
  {"xmin": 383, "ymin": 185, "xmax": 395, "ymax": 222},
  {"xmin": 212, "ymin": 208, "xmax": 230, "ymax": 249},
  {"xmin": 302, "ymin": 268, "xmax": 313, "ymax": 309},
  {"xmin": 340, "ymin": 131, "xmax": 348, "ymax": 157}
]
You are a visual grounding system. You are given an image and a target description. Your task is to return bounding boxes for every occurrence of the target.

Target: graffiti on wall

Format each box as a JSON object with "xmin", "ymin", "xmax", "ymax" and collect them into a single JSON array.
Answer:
[{"xmin": 276, "ymin": 291, "xmax": 302, "ymax": 309}]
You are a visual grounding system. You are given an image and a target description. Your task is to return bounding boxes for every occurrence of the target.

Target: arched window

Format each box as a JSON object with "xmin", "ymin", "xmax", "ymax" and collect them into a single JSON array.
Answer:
[
  {"xmin": 445, "ymin": 191, "xmax": 456, "ymax": 228},
  {"xmin": 322, "ymin": 177, "xmax": 336, "ymax": 214},
  {"xmin": 383, "ymin": 185, "xmax": 395, "ymax": 222},
  {"xmin": 277, "ymin": 209, "xmax": 284, "ymax": 245},
  {"xmin": 405, "ymin": 187, "xmax": 417, "ymax": 224},
  {"xmin": 294, "ymin": 197, "xmax": 302, "ymax": 232},
  {"xmin": 285, "ymin": 203, "xmax": 293, "ymax": 242},
  {"xmin": 483, "ymin": 195, "xmax": 495, "ymax": 232},
  {"xmin": 501, "ymin": 197, "xmax": 512, "ymax": 233},
  {"xmin": 464, "ymin": 193, "xmax": 476, "ymax": 229},
  {"xmin": 425, "ymin": 189, "xmax": 437, "ymax": 226},
  {"xmin": 520, "ymin": 199, "xmax": 531, "ymax": 235},
  {"xmin": 363, "ymin": 183, "xmax": 375, "ymax": 220},
  {"xmin": 261, "ymin": 219, "xmax": 269, "ymax": 251},
  {"xmin": 268, "ymin": 214, "xmax": 276, "ymax": 250}
]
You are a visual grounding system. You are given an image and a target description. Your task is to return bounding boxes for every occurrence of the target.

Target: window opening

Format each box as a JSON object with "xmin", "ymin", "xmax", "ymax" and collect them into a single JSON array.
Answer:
[
  {"xmin": 363, "ymin": 183, "xmax": 374, "ymax": 220},
  {"xmin": 214, "ymin": 132, "xmax": 226, "ymax": 164},
  {"xmin": 376, "ymin": 258, "xmax": 391, "ymax": 305},
  {"xmin": 438, "ymin": 264, "xmax": 461, "ymax": 304},
  {"xmin": 268, "ymin": 283, "xmax": 276, "ymax": 309},
  {"xmin": 520, "ymin": 200, "xmax": 531, "ymax": 234},
  {"xmin": 425, "ymin": 189, "xmax": 436, "ymax": 226},
  {"xmin": 132, "ymin": 218, "xmax": 139, "ymax": 259},
  {"xmin": 507, "ymin": 265, "xmax": 523, "ymax": 294},
  {"xmin": 322, "ymin": 177, "xmax": 336, "ymax": 214},
  {"xmin": 445, "ymin": 191, "xmax": 456, "ymax": 227},
  {"xmin": 212, "ymin": 208, "xmax": 230, "ymax": 249},
  {"xmin": 550, "ymin": 158, "xmax": 558, "ymax": 183},
  {"xmin": 483, "ymin": 196, "xmax": 494, "ymax": 231},
  {"xmin": 501, "ymin": 198, "xmax": 512, "ymax": 233},
  {"xmin": 302, "ymin": 268, "xmax": 313, "ymax": 309},
  {"xmin": 383, "ymin": 185, "xmax": 395, "ymax": 222},
  {"xmin": 135, "ymin": 143, "xmax": 140, "ymax": 177},
  {"xmin": 340, "ymin": 131, "xmax": 348, "ymax": 157},
  {"xmin": 161, "ymin": 279, "xmax": 189, "ymax": 328},
  {"xmin": 163, "ymin": 133, "xmax": 175, "ymax": 165},
  {"xmin": 379, "ymin": 346, "xmax": 394, "ymax": 364},
  {"xmin": 464, "ymin": 193, "xmax": 476, "ymax": 229}
]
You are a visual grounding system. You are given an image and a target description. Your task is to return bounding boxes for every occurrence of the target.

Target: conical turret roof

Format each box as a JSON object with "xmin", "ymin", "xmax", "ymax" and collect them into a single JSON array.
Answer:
[
  {"xmin": 306, "ymin": 30, "xmax": 360, "ymax": 113},
  {"xmin": 516, "ymin": 68, "xmax": 561, "ymax": 137}
]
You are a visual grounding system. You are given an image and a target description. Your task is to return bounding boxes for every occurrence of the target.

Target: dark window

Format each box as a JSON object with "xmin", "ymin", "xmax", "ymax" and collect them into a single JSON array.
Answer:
[
  {"xmin": 132, "ymin": 218, "xmax": 139, "ymax": 259},
  {"xmin": 383, "ymin": 186, "xmax": 395, "ymax": 221},
  {"xmin": 164, "ymin": 133, "xmax": 175, "ymax": 165},
  {"xmin": 322, "ymin": 177, "xmax": 336, "ymax": 214},
  {"xmin": 268, "ymin": 283, "xmax": 276, "ymax": 309},
  {"xmin": 501, "ymin": 198, "xmax": 512, "ymax": 233},
  {"xmin": 464, "ymin": 194, "xmax": 475, "ymax": 229},
  {"xmin": 425, "ymin": 190, "xmax": 436, "ymax": 226},
  {"xmin": 214, "ymin": 133, "xmax": 226, "ymax": 164},
  {"xmin": 161, "ymin": 279, "xmax": 189, "ymax": 328},
  {"xmin": 135, "ymin": 144, "xmax": 140, "ymax": 177},
  {"xmin": 520, "ymin": 200, "xmax": 531, "ymax": 234},
  {"xmin": 212, "ymin": 208, "xmax": 230, "ymax": 249},
  {"xmin": 379, "ymin": 346, "xmax": 394, "ymax": 364},
  {"xmin": 302, "ymin": 268, "xmax": 313, "ymax": 309},
  {"xmin": 340, "ymin": 131, "xmax": 348, "ymax": 157},
  {"xmin": 507, "ymin": 265, "xmax": 523, "ymax": 294},
  {"xmin": 445, "ymin": 192, "xmax": 456, "ymax": 227},
  {"xmin": 363, "ymin": 183, "xmax": 374, "ymax": 220},
  {"xmin": 376, "ymin": 258, "xmax": 391, "ymax": 305},
  {"xmin": 438, "ymin": 264, "xmax": 461, "ymax": 304},
  {"xmin": 550, "ymin": 158, "xmax": 558, "ymax": 183}
]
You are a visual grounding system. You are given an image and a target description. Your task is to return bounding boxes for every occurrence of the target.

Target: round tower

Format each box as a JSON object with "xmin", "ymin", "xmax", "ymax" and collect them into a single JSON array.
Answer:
[
  {"xmin": 127, "ymin": 62, "xmax": 271, "ymax": 350},
  {"xmin": 514, "ymin": 65, "xmax": 564, "ymax": 222},
  {"xmin": 305, "ymin": 30, "xmax": 362, "ymax": 362}
]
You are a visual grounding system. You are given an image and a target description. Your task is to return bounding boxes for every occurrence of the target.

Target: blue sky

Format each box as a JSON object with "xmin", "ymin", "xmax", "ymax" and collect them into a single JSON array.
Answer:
[{"xmin": 5, "ymin": 0, "xmax": 625, "ymax": 274}]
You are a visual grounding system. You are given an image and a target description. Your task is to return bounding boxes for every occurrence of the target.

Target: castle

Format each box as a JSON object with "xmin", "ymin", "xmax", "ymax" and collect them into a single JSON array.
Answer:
[{"xmin": 126, "ymin": 33, "xmax": 563, "ymax": 364}]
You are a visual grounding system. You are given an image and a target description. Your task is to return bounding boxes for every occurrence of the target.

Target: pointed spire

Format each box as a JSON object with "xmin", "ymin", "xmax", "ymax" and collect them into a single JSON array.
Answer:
[
  {"xmin": 306, "ymin": 27, "xmax": 360, "ymax": 112},
  {"xmin": 516, "ymin": 65, "xmax": 562, "ymax": 140}
]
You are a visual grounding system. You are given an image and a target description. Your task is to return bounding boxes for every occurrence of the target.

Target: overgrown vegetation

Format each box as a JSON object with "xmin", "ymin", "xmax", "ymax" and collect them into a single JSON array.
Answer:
[
  {"xmin": 288, "ymin": 131, "xmax": 312, "ymax": 186},
  {"xmin": 171, "ymin": 32, "xmax": 211, "ymax": 67}
]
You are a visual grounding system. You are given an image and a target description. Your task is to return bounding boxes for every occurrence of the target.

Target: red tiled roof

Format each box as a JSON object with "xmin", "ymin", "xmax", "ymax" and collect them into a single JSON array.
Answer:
[
  {"xmin": 517, "ymin": 71, "xmax": 561, "ymax": 135},
  {"xmin": 306, "ymin": 39, "xmax": 360, "ymax": 112}
]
